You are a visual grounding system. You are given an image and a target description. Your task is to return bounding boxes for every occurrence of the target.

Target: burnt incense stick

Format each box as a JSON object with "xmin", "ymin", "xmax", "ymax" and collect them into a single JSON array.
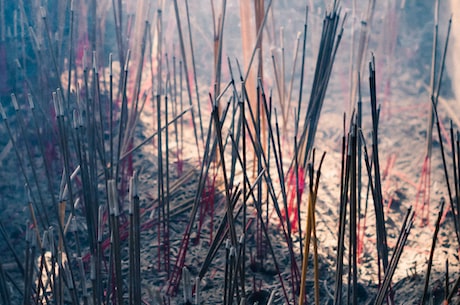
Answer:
[
  {"xmin": 227, "ymin": 246, "xmax": 235, "ymax": 305},
  {"xmin": 108, "ymin": 179, "xmax": 123, "ymax": 305},
  {"xmin": 350, "ymin": 125, "xmax": 358, "ymax": 305},
  {"xmin": 66, "ymin": 0, "xmax": 75, "ymax": 107},
  {"xmin": 92, "ymin": 52, "xmax": 108, "ymax": 171},
  {"xmin": 211, "ymin": 97, "xmax": 237, "ymax": 246},
  {"xmin": 129, "ymin": 176, "xmax": 135, "ymax": 305},
  {"xmin": 111, "ymin": 0, "xmax": 125, "ymax": 74},
  {"xmin": 293, "ymin": 112, "xmax": 303, "ymax": 260},
  {"xmin": 156, "ymin": 93, "xmax": 165, "ymax": 271},
  {"xmin": 115, "ymin": 49, "xmax": 131, "ymax": 181},
  {"xmin": 375, "ymin": 207, "xmax": 414, "ymax": 305},
  {"xmin": 132, "ymin": 181, "xmax": 141, "ymax": 305},
  {"xmin": 285, "ymin": 31, "xmax": 301, "ymax": 131},
  {"xmin": 109, "ymin": 53, "xmax": 114, "ymax": 178},
  {"xmin": 369, "ymin": 56, "xmax": 389, "ymax": 277},
  {"xmin": 450, "ymin": 122, "xmax": 460, "ymax": 230},
  {"xmin": 445, "ymin": 258, "xmax": 449, "ymax": 304},
  {"xmin": 22, "ymin": 226, "xmax": 32, "ymax": 305},
  {"xmin": 224, "ymin": 239, "xmax": 230, "ymax": 305},
  {"xmin": 457, "ymin": 131, "xmax": 460, "ymax": 224},
  {"xmin": 172, "ymin": 0, "xmax": 202, "ymax": 157},
  {"xmin": 184, "ymin": 0, "xmax": 204, "ymax": 138},
  {"xmin": 433, "ymin": 17, "xmax": 451, "ymax": 109},
  {"xmin": 182, "ymin": 267, "xmax": 192, "ymax": 304},
  {"xmin": 164, "ymin": 87, "xmax": 171, "ymax": 274},
  {"xmin": 432, "ymin": 100, "xmax": 460, "ymax": 245},
  {"xmin": 357, "ymin": 72, "xmax": 363, "ymax": 220},
  {"xmin": 96, "ymin": 205, "xmax": 104, "ymax": 305},
  {"xmin": 295, "ymin": 6, "xmax": 308, "ymax": 133},
  {"xmin": 77, "ymin": 257, "xmax": 89, "ymax": 305},
  {"xmin": 334, "ymin": 113, "xmax": 347, "ymax": 305},
  {"xmin": 421, "ymin": 199, "xmax": 446, "ymax": 305},
  {"xmin": 195, "ymin": 275, "xmax": 200, "ymax": 305}
]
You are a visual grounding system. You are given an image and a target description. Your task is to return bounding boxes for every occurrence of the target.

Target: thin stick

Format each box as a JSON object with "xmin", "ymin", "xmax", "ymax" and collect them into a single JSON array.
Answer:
[
  {"xmin": 115, "ymin": 49, "xmax": 131, "ymax": 181},
  {"xmin": 172, "ymin": 0, "xmax": 202, "ymax": 158},
  {"xmin": 40, "ymin": 7, "xmax": 65, "ymax": 103},
  {"xmin": 109, "ymin": 53, "xmax": 114, "ymax": 178},
  {"xmin": 432, "ymin": 100, "xmax": 460, "ymax": 244},
  {"xmin": 243, "ymin": 0, "xmax": 273, "ymax": 82},
  {"xmin": 22, "ymin": 226, "xmax": 31, "ymax": 305},
  {"xmin": 108, "ymin": 180, "xmax": 123, "ymax": 305},
  {"xmin": 185, "ymin": 0, "xmax": 204, "ymax": 137},
  {"xmin": 66, "ymin": 0, "xmax": 75, "ymax": 107},
  {"xmin": 129, "ymin": 176, "xmax": 135, "ymax": 305},
  {"xmin": 334, "ymin": 113, "xmax": 348, "ymax": 305},
  {"xmin": 299, "ymin": 152, "xmax": 326, "ymax": 305},
  {"xmin": 285, "ymin": 31, "xmax": 301, "ymax": 132},
  {"xmin": 350, "ymin": 125, "xmax": 358, "ymax": 305},
  {"xmin": 445, "ymin": 259, "xmax": 449, "ymax": 304},
  {"xmin": 421, "ymin": 199, "xmax": 446, "ymax": 305},
  {"xmin": 369, "ymin": 56, "xmax": 389, "ymax": 276},
  {"xmin": 295, "ymin": 6, "xmax": 308, "ymax": 133},
  {"xmin": 211, "ymin": 96, "xmax": 237, "ymax": 246},
  {"xmin": 451, "ymin": 122, "xmax": 460, "ymax": 231},
  {"xmin": 374, "ymin": 208, "xmax": 414, "ymax": 305}
]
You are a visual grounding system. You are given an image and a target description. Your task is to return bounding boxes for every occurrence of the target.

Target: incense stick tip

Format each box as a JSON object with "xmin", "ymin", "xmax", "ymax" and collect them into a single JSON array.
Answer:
[
  {"xmin": 27, "ymin": 94, "xmax": 34, "ymax": 109},
  {"xmin": 10, "ymin": 94, "xmax": 18, "ymax": 111},
  {"xmin": 40, "ymin": 6, "xmax": 46, "ymax": 18},
  {"xmin": 0, "ymin": 103, "xmax": 6, "ymax": 120}
]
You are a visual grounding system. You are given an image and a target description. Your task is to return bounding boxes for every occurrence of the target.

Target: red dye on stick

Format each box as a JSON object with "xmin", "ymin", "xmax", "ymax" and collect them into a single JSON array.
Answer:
[
  {"xmin": 415, "ymin": 156, "xmax": 431, "ymax": 225},
  {"xmin": 195, "ymin": 175, "xmax": 216, "ymax": 245},
  {"xmin": 357, "ymin": 218, "xmax": 367, "ymax": 264},
  {"xmin": 284, "ymin": 167, "xmax": 306, "ymax": 232}
]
